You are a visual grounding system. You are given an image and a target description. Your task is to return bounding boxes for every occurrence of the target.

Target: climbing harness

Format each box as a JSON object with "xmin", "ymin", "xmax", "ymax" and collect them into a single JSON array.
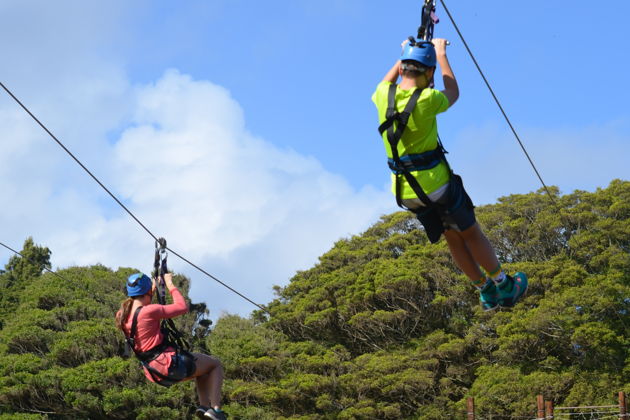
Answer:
[
  {"xmin": 377, "ymin": 0, "xmax": 460, "ymax": 215},
  {"xmin": 124, "ymin": 306, "xmax": 188, "ymax": 387},
  {"xmin": 122, "ymin": 238, "xmax": 193, "ymax": 387},
  {"xmin": 377, "ymin": 84, "xmax": 450, "ymax": 211}
]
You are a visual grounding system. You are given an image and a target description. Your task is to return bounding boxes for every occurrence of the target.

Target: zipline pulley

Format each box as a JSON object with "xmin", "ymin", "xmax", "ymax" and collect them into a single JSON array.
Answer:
[{"xmin": 417, "ymin": 0, "xmax": 439, "ymax": 41}]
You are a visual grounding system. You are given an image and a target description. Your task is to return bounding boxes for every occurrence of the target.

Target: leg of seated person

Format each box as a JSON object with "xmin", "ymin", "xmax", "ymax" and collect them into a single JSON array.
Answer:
[{"xmin": 189, "ymin": 353, "xmax": 224, "ymax": 409}]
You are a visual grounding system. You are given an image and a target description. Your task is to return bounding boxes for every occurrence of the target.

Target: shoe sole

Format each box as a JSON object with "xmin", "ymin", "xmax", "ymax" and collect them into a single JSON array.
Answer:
[
  {"xmin": 482, "ymin": 302, "xmax": 499, "ymax": 311},
  {"xmin": 479, "ymin": 282, "xmax": 500, "ymax": 312}
]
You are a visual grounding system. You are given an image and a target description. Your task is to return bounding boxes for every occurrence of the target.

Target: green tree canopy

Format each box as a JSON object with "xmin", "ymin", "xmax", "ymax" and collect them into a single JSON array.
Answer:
[{"xmin": 1, "ymin": 180, "xmax": 628, "ymax": 419}]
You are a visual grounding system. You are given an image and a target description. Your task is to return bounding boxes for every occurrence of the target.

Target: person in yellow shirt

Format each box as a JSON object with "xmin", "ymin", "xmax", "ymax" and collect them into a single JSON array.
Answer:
[{"xmin": 372, "ymin": 38, "xmax": 527, "ymax": 310}]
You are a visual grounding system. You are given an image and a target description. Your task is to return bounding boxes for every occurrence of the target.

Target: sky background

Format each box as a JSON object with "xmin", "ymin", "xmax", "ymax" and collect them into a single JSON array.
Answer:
[{"xmin": 1, "ymin": 0, "xmax": 628, "ymax": 319}]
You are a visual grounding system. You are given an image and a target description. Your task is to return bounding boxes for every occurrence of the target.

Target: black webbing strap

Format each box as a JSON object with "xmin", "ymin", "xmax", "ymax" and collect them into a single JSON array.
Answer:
[
  {"xmin": 127, "ymin": 306, "xmax": 142, "ymax": 351},
  {"xmin": 128, "ymin": 307, "xmax": 169, "ymax": 362},
  {"xmin": 417, "ymin": 0, "xmax": 436, "ymax": 41},
  {"xmin": 377, "ymin": 84, "xmax": 421, "ymax": 135},
  {"xmin": 387, "ymin": 149, "xmax": 444, "ymax": 173},
  {"xmin": 152, "ymin": 237, "xmax": 191, "ymax": 352},
  {"xmin": 378, "ymin": 83, "xmax": 435, "ymax": 209},
  {"xmin": 154, "ymin": 238, "xmax": 168, "ymax": 306}
]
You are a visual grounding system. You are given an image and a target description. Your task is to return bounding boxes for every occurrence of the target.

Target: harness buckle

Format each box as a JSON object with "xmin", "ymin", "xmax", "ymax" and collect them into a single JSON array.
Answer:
[
  {"xmin": 398, "ymin": 111, "xmax": 411, "ymax": 126},
  {"xmin": 385, "ymin": 108, "xmax": 397, "ymax": 120}
]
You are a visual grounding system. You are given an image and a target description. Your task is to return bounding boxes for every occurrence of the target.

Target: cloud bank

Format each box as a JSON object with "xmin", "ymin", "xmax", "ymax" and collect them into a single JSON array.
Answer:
[
  {"xmin": 1, "ymin": 1, "xmax": 627, "ymax": 318},
  {"xmin": 1, "ymin": 69, "xmax": 393, "ymax": 317}
]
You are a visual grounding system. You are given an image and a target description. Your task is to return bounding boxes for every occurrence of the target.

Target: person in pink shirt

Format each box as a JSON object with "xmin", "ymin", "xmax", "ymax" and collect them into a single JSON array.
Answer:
[{"xmin": 116, "ymin": 272, "xmax": 227, "ymax": 420}]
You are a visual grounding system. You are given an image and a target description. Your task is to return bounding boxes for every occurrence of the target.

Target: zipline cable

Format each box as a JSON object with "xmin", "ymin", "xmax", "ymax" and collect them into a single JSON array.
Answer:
[
  {"xmin": 437, "ymin": 0, "xmax": 558, "ymax": 205},
  {"xmin": 0, "ymin": 81, "xmax": 269, "ymax": 314},
  {"xmin": 0, "ymin": 82, "xmax": 158, "ymax": 242},
  {"xmin": 0, "ymin": 240, "xmax": 68, "ymax": 283}
]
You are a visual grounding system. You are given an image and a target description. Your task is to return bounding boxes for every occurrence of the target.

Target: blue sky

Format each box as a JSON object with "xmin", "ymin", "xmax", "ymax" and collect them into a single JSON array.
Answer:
[
  {"xmin": 117, "ymin": 0, "xmax": 630, "ymax": 192},
  {"xmin": 1, "ymin": 1, "xmax": 629, "ymax": 317}
]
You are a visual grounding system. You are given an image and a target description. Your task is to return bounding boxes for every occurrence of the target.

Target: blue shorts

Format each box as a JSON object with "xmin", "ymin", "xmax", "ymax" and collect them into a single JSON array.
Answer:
[
  {"xmin": 406, "ymin": 174, "xmax": 476, "ymax": 243},
  {"xmin": 165, "ymin": 351, "xmax": 196, "ymax": 382}
]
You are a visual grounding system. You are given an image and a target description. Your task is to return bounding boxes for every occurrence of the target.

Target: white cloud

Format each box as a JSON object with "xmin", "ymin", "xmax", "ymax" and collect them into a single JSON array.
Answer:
[
  {"xmin": 2, "ymin": 1, "xmax": 627, "ymax": 319},
  {"xmin": 1, "ymin": 69, "xmax": 393, "ymax": 316},
  {"xmin": 3, "ymin": 64, "xmax": 628, "ymax": 317},
  {"xmin": 445, "ymin": 121, "xmax": 630, "ymax": 206},
  {"xmin": 109, "ymin": 70, "xmax": 393, "ymax": 314},
  {"xmin": 3, "ymin": 69, "xmax": 628, "ymax": 317}
]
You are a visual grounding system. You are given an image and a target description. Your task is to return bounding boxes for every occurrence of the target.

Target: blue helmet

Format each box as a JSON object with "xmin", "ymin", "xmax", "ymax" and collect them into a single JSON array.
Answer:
[
  {"xmin": 401, "ymin": 40, "xmax": 436, "ymax": 67},
  {"xmin": 126, "ymin": 273, "xmax": 152, "ymax": 297}
]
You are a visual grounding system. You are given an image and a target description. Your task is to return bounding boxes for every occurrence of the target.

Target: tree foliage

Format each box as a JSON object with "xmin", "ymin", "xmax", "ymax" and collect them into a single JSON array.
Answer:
[
  {"xmin": 0, "ymin": 180, "xmax": 628, "ymax": 419},
  {"xmin": 0, "ymin": 241, "xmax": 206, "ymax": 419}
]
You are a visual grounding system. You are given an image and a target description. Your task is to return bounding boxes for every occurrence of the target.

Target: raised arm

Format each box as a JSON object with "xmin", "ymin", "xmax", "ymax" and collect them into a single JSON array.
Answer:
[
  {"xmin": 382, "ymin": 39, "xmax": 414, "ymax": 83},
  {"xmin": 155, "ymin": 273, "xmax": 188, "ymax": 319},
  {"xmin": 382, "ymin": 60, "xmax": 401, "ymax": 83},
  {"xmin": 432, "ymin": 38, "xmax": 459, "ymax": 106}
]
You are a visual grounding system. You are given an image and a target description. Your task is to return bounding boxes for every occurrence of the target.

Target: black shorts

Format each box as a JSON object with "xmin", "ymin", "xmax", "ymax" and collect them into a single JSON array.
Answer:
[
  {"xmin": 411, "ymin": 174, "xmax": 476, "ymax": 244},
  {"xmin": 167, "ymin": 351, "xmax": 196, "ymax": 381},
  {"xmin": 154, "ymin": 351, "xmax": 197, "ymax": 387}
]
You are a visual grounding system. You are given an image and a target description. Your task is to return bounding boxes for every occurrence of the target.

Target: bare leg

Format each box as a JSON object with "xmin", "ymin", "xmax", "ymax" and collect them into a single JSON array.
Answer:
[
  {"xmin": 458, "ymin": 223, "xmax": 499, "ymax": 273},
  {"xmin": 443, "ymin": 229, "xmax": 484, "ymax": 281},
  {"xmin": 189, "ymin": 353, "xmax": 224, "ymax": 409},
  {"xmin": 195, "ymin": 372, "xmax": 211, "ymax": 407}
]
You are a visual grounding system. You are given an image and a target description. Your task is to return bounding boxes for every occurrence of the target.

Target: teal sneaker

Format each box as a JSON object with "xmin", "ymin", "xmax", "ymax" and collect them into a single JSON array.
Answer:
[
  {"xmin": 497, "ymin": 272, "xmax": 528, "ymax": 308},
  {"xmin": 479, "ymin": 279, "xmax": 499, "ymax": 311},
  {"xmin": 205, "ymin": 408, "xmax": 228, "ymax": 420},
  {"xmin": 195, "ymin": 407, "xmax": 210, "ymax": 419}
]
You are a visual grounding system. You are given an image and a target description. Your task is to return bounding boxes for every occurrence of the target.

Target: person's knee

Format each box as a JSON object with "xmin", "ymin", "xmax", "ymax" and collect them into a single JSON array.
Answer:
[
  {"xmin": 460, "ymin": 222, "xmax": 483, "ymax": 239},
  {"xmin": 443, "ymin": 227, "xmax": 465, "ymax": 244},
  {"xmin": 205, "ymin": 354, "xmax": 223, "ymax": 369},
  {"xmin": 194, "ymin": 353, "xmax": 223, "ymax": 374}
]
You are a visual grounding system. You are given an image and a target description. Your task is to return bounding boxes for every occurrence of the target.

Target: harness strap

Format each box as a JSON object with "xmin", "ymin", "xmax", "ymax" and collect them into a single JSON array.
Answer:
[
  {"xmin": 378, "ymin": 83, "xmax": 437, "ymax": 209},
  {"xmin": 126, "ymin": 306, "xmax": 141, "ymax": 351},
  {"xmin": 124, "ymin": 306, "xmax": 185, "ymax": 387},
  {"xmin": 127, "ymin": 307, "xmax": 170, "ymax": 361},
  {"xmin": 152, "ymin": 237, "xmax": 191, "ymax": 353},
  {"xmin": 387, "ymin": 149, "xmax": 444, "ymax": 173},
  {"xmin": 377, "ymin": 84, "xmax": 421, "ymax": 134}
]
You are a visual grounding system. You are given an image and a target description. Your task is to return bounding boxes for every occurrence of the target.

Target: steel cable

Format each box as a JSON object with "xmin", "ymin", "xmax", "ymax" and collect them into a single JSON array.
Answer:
[{"xmin": 0, "ymin": 81, "xmax": 268, "ymax": 314}]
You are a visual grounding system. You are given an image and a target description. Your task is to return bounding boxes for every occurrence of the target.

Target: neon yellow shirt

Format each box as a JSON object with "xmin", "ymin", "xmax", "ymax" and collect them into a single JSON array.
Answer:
[{"xmin": 372, "ymin": 81, "xmax": 450, "ymax": 199}]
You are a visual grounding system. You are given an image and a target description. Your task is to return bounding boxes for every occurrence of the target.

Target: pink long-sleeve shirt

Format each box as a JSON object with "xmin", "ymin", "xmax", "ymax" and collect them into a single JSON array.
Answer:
[{"xmin": 121, "ymin": 288, "xmax": 188, "ymax": 382}]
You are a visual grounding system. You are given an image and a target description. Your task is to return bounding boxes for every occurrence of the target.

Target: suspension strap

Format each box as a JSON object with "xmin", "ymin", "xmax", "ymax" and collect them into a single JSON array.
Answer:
[
  {"xmin": 417, "ymin": 0, "xmax": 439, "ymax": 41},
  {"xmin": 154, "ymin": 238, "xmax": 168, "ymax": 305},
  {"xmin": 151, "ymin": 237, "xmax": 191, "ymax": 352}
]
